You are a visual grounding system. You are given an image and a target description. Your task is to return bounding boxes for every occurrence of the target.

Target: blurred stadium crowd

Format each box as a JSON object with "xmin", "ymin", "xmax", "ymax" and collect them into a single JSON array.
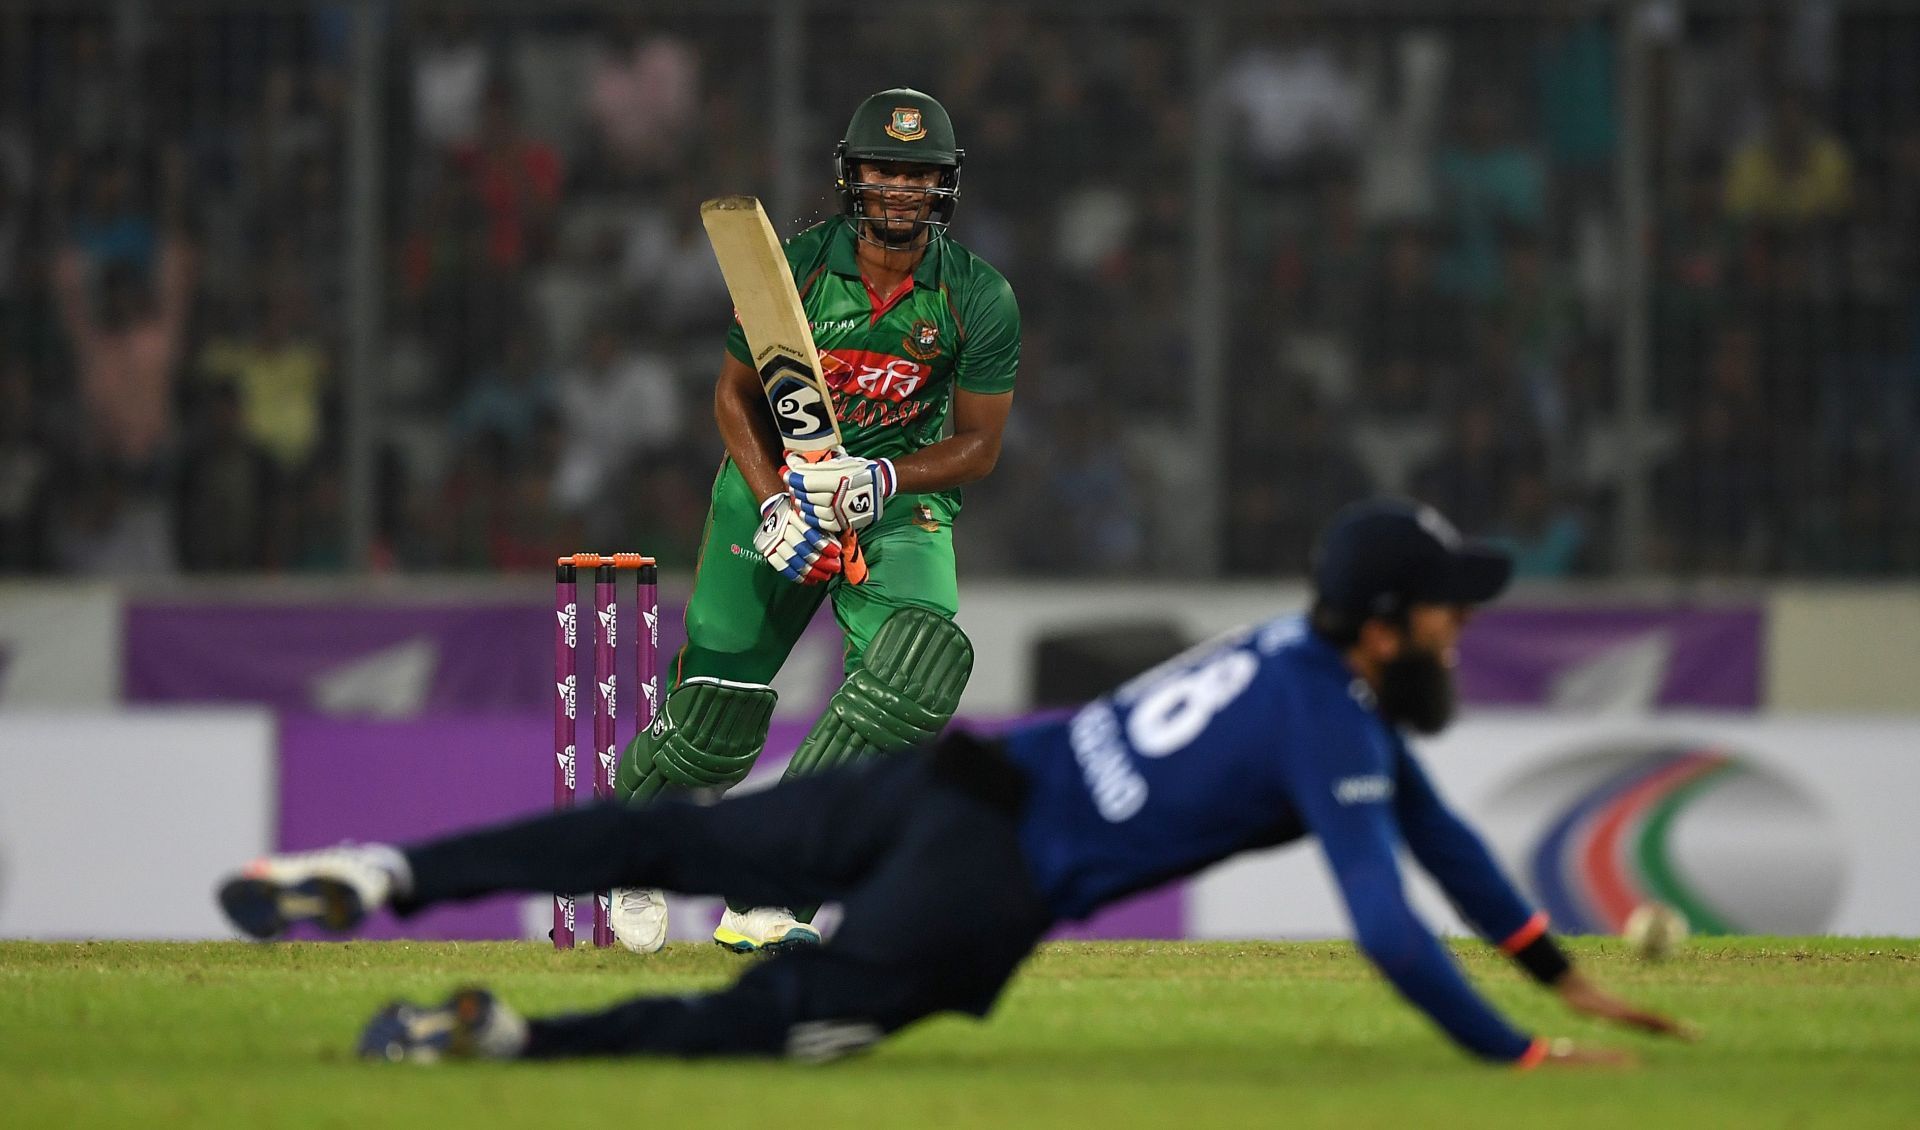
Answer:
[{"xmin": 1, "ymin": 2, "xmax": 1915, "ymax": 579}]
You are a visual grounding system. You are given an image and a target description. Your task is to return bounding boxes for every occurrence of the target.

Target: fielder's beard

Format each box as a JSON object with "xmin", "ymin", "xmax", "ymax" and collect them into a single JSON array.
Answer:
[{"xmin": 1376, "ymin": 644, "xmax": 1457, "ymax": 735}]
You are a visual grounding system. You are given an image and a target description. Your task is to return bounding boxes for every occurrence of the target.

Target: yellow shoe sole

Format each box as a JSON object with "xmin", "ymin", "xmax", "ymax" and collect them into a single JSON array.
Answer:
[{"xmin": 712, "ymin": 924, "xmax": 822, "ymax": 954}]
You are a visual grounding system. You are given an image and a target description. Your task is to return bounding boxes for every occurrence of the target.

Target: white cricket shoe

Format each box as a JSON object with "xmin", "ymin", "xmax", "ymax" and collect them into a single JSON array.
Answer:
[
  {"xmin": 713, "ymin": 907, "xmax": 821, "ymax": 953},
  {"xmin": 610, "ymin": 887, "xmax": 668, "ymax": 953},
  {"xmin": 217, "ymin": 843, "xmax": 402, "ymax": 939}
]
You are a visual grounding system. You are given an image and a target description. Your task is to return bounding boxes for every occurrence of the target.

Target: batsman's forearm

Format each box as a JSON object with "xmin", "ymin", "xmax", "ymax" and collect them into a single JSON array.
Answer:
[
  {"xmin": 890, "ymin": 432, "xmax": 1002, "ymax": 494},
  {"xmin": 714, "ymin": 371, "xmax": 787, "ymax": 500}
]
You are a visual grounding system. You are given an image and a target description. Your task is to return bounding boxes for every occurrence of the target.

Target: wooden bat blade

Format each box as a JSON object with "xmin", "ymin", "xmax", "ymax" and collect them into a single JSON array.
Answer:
[
  {"xmin": 701, "ymin": 195, "xmax": 842, "ymax": 455},
  {"xmin": 702, "ymin": 195, "xmax": 867, "ymax": 585}
]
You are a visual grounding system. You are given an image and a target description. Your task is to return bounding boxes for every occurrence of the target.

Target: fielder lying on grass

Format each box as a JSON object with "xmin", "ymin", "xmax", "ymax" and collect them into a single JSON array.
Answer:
[{"xmin": 218, "ymin": 499, "xmax": 1692, "ymax": 1067}]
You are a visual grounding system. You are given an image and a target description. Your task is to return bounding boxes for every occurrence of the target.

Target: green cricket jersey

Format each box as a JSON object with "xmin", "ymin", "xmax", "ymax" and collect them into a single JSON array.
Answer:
[{"xmin": 724, "ymin": 218, "xmax": 1020, "ymax": 474}]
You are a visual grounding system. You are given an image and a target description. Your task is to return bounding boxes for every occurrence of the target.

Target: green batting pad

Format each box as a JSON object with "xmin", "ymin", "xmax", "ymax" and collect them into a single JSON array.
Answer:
[
  {"xmin": 785, "ymin": 607, "xmax": 973, "ymax": 779},
  {"xmin": 621, "ymin": 677, "xmax": 776, "ymax": 803}
]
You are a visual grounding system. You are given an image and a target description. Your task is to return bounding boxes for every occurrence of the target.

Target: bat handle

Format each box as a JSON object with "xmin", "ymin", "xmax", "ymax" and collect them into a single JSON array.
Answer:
[{"xmin": 842, "ymin": 529, "xmax": 869, "ymax": 585}]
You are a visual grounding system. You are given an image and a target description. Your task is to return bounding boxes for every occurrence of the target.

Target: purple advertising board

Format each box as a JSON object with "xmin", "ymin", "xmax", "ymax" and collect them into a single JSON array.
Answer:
[
  {"xmin": 129, "ymin": 600, "xmax": 1763, "ymax": 715},
  {"xmin": 1460, "ymin": 606, "xmax": 1763, "ymax": 710},
  {"xmin": 153, "ymin": 597, "xmax": 1760, "ymax": 939}
]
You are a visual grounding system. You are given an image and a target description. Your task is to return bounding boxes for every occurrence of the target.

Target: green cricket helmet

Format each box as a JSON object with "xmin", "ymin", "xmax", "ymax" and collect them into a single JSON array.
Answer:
[{"xmin": 835, "ymin": 88, "xmax": 964, "ymax": 244}]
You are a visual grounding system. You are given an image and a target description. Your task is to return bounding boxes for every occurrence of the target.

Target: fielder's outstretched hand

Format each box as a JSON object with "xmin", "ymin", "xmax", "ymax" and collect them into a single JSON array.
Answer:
[
  {"xmin": 1534, "ymin": 1039, "xmax": 1639, "ymax": 1068},
  {"xmin": 1555, "ymin": 971, "xmax": 1701, "ymax": 1041},
  {"xmin": 754, "ymin": 493, "xmax": 843, "ymax": 584}
]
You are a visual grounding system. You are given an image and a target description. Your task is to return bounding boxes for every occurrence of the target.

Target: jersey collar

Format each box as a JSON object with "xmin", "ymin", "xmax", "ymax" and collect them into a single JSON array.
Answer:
[
  {"xmin": 1297, "ymin": 624, "xmax": 1379, "ymax": 705},
  {"xmin": 828, "ymin": 219, "xmax": 944, "ymax": 290}
]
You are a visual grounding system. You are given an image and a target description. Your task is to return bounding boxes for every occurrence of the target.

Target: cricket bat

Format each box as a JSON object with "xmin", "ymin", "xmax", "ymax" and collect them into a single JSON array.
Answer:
[{"xmin": 701, "ymin": 195, "xmax": 868, "ymax": 584}]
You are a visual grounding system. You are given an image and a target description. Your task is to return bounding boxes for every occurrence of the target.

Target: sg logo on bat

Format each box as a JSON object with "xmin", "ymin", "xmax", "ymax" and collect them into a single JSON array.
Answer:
[{"xmin": 762, "ymin": 366, "xmax": 837, "ymax": 447}]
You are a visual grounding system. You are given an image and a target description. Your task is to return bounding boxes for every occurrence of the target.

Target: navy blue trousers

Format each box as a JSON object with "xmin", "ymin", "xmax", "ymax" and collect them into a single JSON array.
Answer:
[{"xmin": 399, "ymin": 735, "xmax": 1053, "ymax": 1059}]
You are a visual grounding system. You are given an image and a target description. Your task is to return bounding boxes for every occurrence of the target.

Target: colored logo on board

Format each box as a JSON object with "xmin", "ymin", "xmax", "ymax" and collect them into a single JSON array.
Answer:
[
  {"xmin": 886, "ymin": 107, "xmax": 927, "ymax": 141},
  {"xmin": 1484, "ymin": 743, "xmax": 1843, "ymax": 937}
]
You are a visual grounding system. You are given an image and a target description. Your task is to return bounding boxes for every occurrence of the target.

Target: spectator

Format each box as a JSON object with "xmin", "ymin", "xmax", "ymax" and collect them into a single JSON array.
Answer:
[
  {"xmin": 1356, "ymin": 29, "xmax": 1450, "ymax": 224},
  {"xmin": 50, "ymin": 462, "xmax": 178, "ymax": 578},
  {"xmin": 585, "ymin": 14, "xmax": 699, "ymax": 185},
  {"xmin": 1268, "ymin": 170, "xmax": 1369, "ymax": 330},
  {"xmin": 1489, "ymin": 468, "xmax": 1588, "ymax": 578},
  {"xmin": 175, "ymin": 382, "xmax": 282, "ymax": 572},
  {"xmin": 1017, "ymin": 399, "xmax": 1143, "ymax": 575},
  {"xmin": 0, "ymin": 363, "xmax": 56, "ymax": 572},
  {"xmin": 197, "ymin": 287, "xmax": 332, "ymax": 477},
  {"xmin": 1655, "ymin": 393, "xmax": 1779, "ymax": 574},
  {"xmin": 0, "ymin": 154, "xmax": 29, "ymax": 303},
  {"xmin": 1494, "ymin": 227, "xmax": 1579, "ymax": 371},
  {"xmin": 487, "ymin": 415, "xmax": 574, "ymax": 571},
  {"xmin": 1654, "ymin": 157, "xmax": 1738, "ymax": 334},
  {"xmin": 44, "ymin": 20, "xmax": 124, "ymax": 154},
  {"xmin": 1664, "ymin": 12, "xmax": 1776, "ymax": 168},
  {"xmin": 399, "ymin": 150, "xmax": 503, "ymax": 381},
  {"xmin": 51, "ymin": 221, "xmax": 197, "ymax": 472},
  {"xmin": 551, "ymin": 322, "xmax": 682, "ymax": 539},
  {"xmin": 1218, "ymin": 15, "xmax": 1363, "ymax": 187},
  {"xmin": 1724, "ymin": 87, "xmax": 1853, "ymax": 223},
  {"xmin": 243, "ymin": 64, "xmax": 335, "ymax": 217},
  {"xmin": 451, "ymin": 328, "xmax": 555, "ymax": 454},
  {"xmin": 1411, "ymin": 399, "xmax": 1539, "ymax": 534},
  {"xmin": 411, "ymin": 7, "xmax": 491, "ymax": 150},
  {"xmin": 621, "ymin": 185, "xmax": 731, "ymax": 336},
  {"xmin": 1652, "ymin": 320, "xmax": 1779, "ymax": 570},
  {"xmin": 427, "ymin": 431, "xmax": 511, "ymax": 571},
  {"xmin": 290, "ymin": 461, "xmax": 349, "ymax": 572},
  {"xmin": 1352, "ymin": 224, "xmax": 1467, "ymax": 412},
  {"xmin": 1434, "ymin": 87, "xmax": 1545, "ymax": 301},
  {"xmin": 1225, "ymin": 384, "xmax": 1371, "ymax": 574},
  {"xmin": 66, "ymin": 156, "xmax": 157, "ymax": 275},
  {"xmin": 271, "ymin": 156, "xmax": 348, "ymax": 332},
  {"xmin": 453, "ymin": 80, "xmax": 564, "ymax": 273},
  {"xmin": 1535, "ymin": 0, "xmax": 1617, "ymax": 180}
]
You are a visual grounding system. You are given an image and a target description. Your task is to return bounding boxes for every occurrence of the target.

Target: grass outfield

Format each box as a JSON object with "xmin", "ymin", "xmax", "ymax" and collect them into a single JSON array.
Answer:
[{"xmin": 2, "ymin": 939, "xmax": 1916, "ymax": 1129}]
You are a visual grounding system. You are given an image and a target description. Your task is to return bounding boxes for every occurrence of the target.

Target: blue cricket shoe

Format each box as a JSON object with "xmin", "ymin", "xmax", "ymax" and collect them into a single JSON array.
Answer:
[{"xmin": 358, "ymin": 987, "xmax": 529, "ymax": 1063}]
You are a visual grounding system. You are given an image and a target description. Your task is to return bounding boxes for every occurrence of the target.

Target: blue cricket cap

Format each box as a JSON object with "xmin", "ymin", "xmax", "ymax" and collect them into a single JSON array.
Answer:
[{"xmin": 1311, "ymin": 499, "xmax": 1514, "ymax": 618}]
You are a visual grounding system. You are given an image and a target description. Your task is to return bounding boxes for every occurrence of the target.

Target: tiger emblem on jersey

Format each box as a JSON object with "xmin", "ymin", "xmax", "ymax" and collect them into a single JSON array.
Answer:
[{"xmin": 903, "ymin": 319, "xmax": 943, "ymax": 361}]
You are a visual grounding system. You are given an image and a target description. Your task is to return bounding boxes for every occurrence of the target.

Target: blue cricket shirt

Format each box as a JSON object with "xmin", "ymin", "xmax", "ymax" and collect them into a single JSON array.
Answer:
[{"xmin": 1002, "ymin": 615, "xmax": 1545, "ymax": 1062}]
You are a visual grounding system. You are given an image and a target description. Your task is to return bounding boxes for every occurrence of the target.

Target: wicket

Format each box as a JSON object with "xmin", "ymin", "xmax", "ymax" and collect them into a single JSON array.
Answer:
[{"xmin": 552, "ymin": 552, "xmax": 659, "ymax": 948}]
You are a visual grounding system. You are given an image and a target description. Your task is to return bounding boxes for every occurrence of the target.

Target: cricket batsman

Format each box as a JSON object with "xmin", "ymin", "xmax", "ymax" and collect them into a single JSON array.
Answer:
[
  {"xmin": 221, "ymin": 499, "xmax": 1695, "ymax": 1068},
  {"xmin": 605, "ymin": 88, "xmax": 1019, "ymax": 954}
]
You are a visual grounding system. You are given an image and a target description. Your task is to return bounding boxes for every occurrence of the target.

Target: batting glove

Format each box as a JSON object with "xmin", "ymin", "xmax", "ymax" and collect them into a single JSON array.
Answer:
[
  {"xmin": 783, "ymin": 449, "xmax": 897, "ymax": 535},
  {"xmin": 753, "ymin": 493, "xmax": 843, "ymax": 585}
]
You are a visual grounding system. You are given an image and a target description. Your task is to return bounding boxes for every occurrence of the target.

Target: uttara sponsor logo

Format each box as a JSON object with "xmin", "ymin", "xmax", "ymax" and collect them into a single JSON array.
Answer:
[{"xmin": 1484, "ymin": 741, "xmax": 1843, "ymax": 936}]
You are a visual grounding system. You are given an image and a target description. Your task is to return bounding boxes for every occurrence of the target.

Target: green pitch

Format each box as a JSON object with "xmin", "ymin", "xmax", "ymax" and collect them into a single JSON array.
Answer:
[{"xmin": 3, "ymin": 938, "xmax": 1916, "ymax": 1129}]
